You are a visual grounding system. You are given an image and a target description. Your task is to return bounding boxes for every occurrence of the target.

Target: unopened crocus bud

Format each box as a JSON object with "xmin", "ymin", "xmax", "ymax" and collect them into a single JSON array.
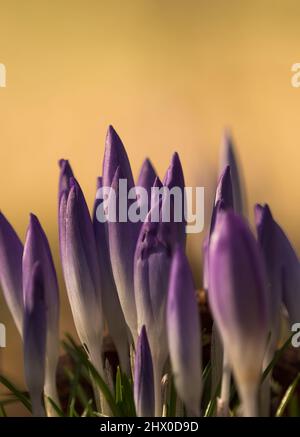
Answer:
[
  {"xmin": 208, "ymin": 210, "xmax": 269, "ymax": 416},
  {"xmin": 137, "ymin": 158, "xmax": 157, "ymax": 211},
  {"xmin": 102, "ymin": 126, "xmax": 138, "ymax": 342},
  {"xmin": 23, "ymin": 261, "xmax": 47, "ymax": 417},
  {"xmin": 134, "ymin": 214, "xmax": 173, "ymax": 416},
  {"xmin": 204, "ymin": 165, "xmax": 234, "ymax": 290},
  {"xmin": 134, "ymin": 326, "xmax": 154, "ymax": 417},
  {"xmin": 255, "ymin": 204, "xmax": 300, "ymax": 327},
  {"xmin": 23, "ymin": 214, "xmax": 60, "ymax": 413},
  {"xmin": 219, "ymin": 130, "xmax": 246, "ymax": 215},
  {"xmin": 93, "ymin": 176, "xmax": 130, "ymax": 374},
  {"xmin": 163, "ymin": 152, "xmax": 186, "ymax": 247},
  {"xmin": 167, "ymin": 246, "xmax": 202, "ymax": 416},
  {"xmin": 0, "ymin": 212, "xmax": 23, "ymax": 334},
  {"xmin": 60, "ymin": 177, "xmax": 104, "ymax": 374}
]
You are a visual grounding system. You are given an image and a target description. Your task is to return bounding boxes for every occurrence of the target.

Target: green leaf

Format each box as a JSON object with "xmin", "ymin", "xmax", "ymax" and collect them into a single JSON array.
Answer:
[
  {"xmin": 0, "ymin": 375, "xmax": 31, "ymax": 412},
  {"xmin": 62, "ymin": 335, "xmax": 121, "ymax": 416},
  {"xmin": 276, "ymin": 373, "xmax": 300, "ymax": 417},
  {"xmin": 262, "ymin": 335, "xmax": 293, "ymax": 382},
  {"xmin": 115, "ymin": 367, "xmax": 122, "ymax": 404},
  {"xmin": 168, "ymin": 376, "xmax": 177, "ymax": 417},
  {"xmin": 45, "ymin": 396, "xmax": 65, "ymax": 417},
  {"xmin": 0, "ymin": 401, "xmax": 7, "ymax": 417}
]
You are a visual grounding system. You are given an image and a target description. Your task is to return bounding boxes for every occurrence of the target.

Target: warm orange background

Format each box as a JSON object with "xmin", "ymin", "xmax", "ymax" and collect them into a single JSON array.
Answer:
[{"xmin": 0, "ymin": 0, "xmax": 300, "ymax": 414}]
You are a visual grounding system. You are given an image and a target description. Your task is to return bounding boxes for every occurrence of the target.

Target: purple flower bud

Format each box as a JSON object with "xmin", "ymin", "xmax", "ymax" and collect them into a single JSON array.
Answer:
[
  {"xmin": 107, "ymin": 166, "xmax": 138, "ymax": 342},
  {"xmin": 220, "ymin": 131, "xmax": 245, "ymax": 215},
  {"xmin": 208, "ymin": 210, "xmax": 269, "ymax": 416},
  {"xmin": 61, "ymin": 177, "xmax": 103, "ymax": 371},
  {"xmin": 58, "ymin": 159, "xmax": 74, "ymax": 261},
  {"xmin": 210, "ymin": 165, "xmax": 234, "ymax": 236},
  {"xmin": 163, "ymin": 152, "xmax": 186, "ymax": 247},
  {"xmin": 102, "ymin": 125, "xmax": 135, "ymax": 190},
  {"xmin": 0, "ymin": 212, "xmax": 23, "ymax": 334},
  {"xmin": 58, "ymin": 159, "xmax": 74, "ymax": 202},
  {"xmin": 93, "ymin": 177, "xmax": 130, "ymax": 374},
  {"xmin": 102, "ymin": 126, "xmax": 139, "ymax": 342},
  {"xmin": 23, "ymin": 261, "xmax": 47, "ymax": 417},
  {"xmin": 23, "ymin": 214, "xmax": 59, "ymax": 339},
  {"xmin": 134, "ymin": 216, "xmax": 173, "ymax": 415},
  {"xmin": 134, "ymin": 326, "xmax": 155, "ymax": 417},
  {"xmin": 23, "ymin": 214, "xmax": 60, "ymax": 410},
  {"xmin": 203, "ymin": 166, "xmax": 234, "ymax": 290},
  {"xmin": 137, "ymin": 158, "xmax": 157, "ymax": 202},
  {"xmin": 167, "ymin": 246, "xmax": 202, "ymax": 416},
  {"xmin": 255, "ymin": 204, "xmax": 300, "ymax": 327}
]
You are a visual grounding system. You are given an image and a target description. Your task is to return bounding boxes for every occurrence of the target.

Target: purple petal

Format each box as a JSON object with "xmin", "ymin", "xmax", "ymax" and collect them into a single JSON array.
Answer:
[
  {"xmin": 0, "ymin": 212, "xmax": 23, "ymax": 334},
  {"xmin": 254, "ymin": 204, "xmax": 282, "ymax": 340},
  {"xmin": 23, "ymin": 261, "xmax": 47, "ymax": 416},
  {"xmin": 167, "ymin": 246, "xmax": 202, "ymax": 416},
  {"xmin": 107, "ymin": 166, "xmax": 138, "ymax": 341},
  {"xmin": 58, "ymin": 159, "xmax": 74, "ymax": 201},
  {"xmin": 137, "ymin": 158, "xmax": 157, "ymax": 200},
  {"xmin": 209, "ymin": 165, "xmax": 234, "ymax": 236},
  {"xmin": 102, "ymin": 125, "xmax": 134, "ymax": 190},
  {"xmin": 255, "ymin": 204, "xmax": 300, "ymax": 327},
  {"xmin": 208, "ymin": 210, "xmax": 269, "ymax": 386},
  {"xmin": 64, "ymin": 178, "xmax": 103, "ymax": 346},
  {"xmin": 134, "ymin": 216, "xmax": 173, "ymax": 369},
  {"xmin": 162, "ymin": 152, "xmax": 186, "ymax": 247},
  {"xmin": 93, "ymin": 176, "xmax": 130, "ymax": 373},
  {"xmin": 220, "ymin": 131, "xmax": 245, "ymax": 215},
  {"xmin": 134, "ymin": 326, "xmax": 154, "ymax": 417},
  {"xmin": 23, "ymin": 214, "xmax": 59, "ymax": 337}
]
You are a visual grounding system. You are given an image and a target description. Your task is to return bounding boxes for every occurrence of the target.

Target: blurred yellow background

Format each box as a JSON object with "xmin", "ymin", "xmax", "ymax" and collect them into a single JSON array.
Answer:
[{"xmin": 0, "ymin": 0, "xmax": 300, "ymax": 413}]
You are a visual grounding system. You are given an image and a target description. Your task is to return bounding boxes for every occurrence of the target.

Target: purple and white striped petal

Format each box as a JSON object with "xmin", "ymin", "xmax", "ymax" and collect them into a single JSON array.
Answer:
[
  {"xmin": 167, "ymin": 246, "xmax": 202, "ymax": 416},
  {"xmin": 0, "ymin": 212, "xmax": 23, "ymax": 334}
]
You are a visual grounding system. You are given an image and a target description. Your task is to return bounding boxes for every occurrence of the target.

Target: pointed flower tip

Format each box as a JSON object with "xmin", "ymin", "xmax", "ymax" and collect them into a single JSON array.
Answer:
[
  {"xmin": 105, "ymin": 125, "xmax": 123, "ymax": 150},
  {"xmin": 254, "ymin": 203, "xmax": 273, "ymax": 234},
  {"xmin": 96, "ymin": 176, "xmax": 103, "ymax": 190},
  {"xmin": 59, "ymin": 159, "xmax": 74, "ymax": 201},
  {"xmin": 134, "ymin": 325, "xmax": 154, "ymax": 417},
  {"xmin": 164, "ymin": 151, "xmax": 185, "ymax": 188},
  {"xmin": 103, "ymin": 125, "xmax": 134, "ymax": 189},
  {"xmin": 215, "ymin": 165, "xmax": 233, "ymax": 208}
]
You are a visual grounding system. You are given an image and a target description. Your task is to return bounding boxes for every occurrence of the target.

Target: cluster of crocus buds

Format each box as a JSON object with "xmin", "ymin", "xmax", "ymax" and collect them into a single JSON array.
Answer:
[{"xmin": 0, "ymin": 126, "xmax": 299, "ymax": 417}]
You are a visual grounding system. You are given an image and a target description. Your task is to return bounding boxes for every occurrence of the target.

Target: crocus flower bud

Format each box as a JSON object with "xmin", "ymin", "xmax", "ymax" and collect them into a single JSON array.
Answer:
[
  {"xmin": 167, "ymin": 246, "xmax": 202, "ymax": 416},
  {"xmin": 102, "ymin": 126, "xmax": 138, "ymax": 342},
  {"xmin": 163, "ymin": 152, "xmax": 186, "ymax": 247},
  {"xmin": 134, "ymin": 326, "xmax": 155, "ymax": 417},
  {"xmin": 208, "ymin": 210, "xmax": 269, "ymax": 416},
  {"xmin": 219, "ymin": 130, "xmax": 246, "ymax": 215},
  {"xmin": 203, "ymin": 165, "xmax": 234, "ymax": 290},
  {"xmin": 0, "ymin": 212, "xmax": 23, "ymax": 334},
  {"xmin": 61, "ymin": 177, "xmax": 104, "ymax": 374},
  {"xmin": 23, "ymin": 214, "xmax": 60, "ymax": 413},
  {"xmin": 23, "ymin": 261, "xmax": 47, "ymax": 417},
  {"xmin": 58, "ymin": 159, "xmax": 74, "ymax": 201},
  {"xmin": 137, "ymin": 158, "xmax": 157, "ymax": 205},
  {"xmin": 255, "ymin": 204, "xmax": 300, "ymax": 327},
  {"xmin": 93, "ymin": 176, "xmax": 130, "ymax": 374},
  {"xmin": 134, "ymin": 214, "xmax": 173, "ymax": 415}
]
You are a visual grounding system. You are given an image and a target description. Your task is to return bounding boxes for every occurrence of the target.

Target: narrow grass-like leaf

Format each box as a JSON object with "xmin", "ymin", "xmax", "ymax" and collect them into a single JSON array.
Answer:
[
  {"xmin": 45, "ymin": 396, "xmax": 65, "ymax": 417},
  {"xmin": 62, "ymin": 335, "xmax": 121, "ymax": 416},
  {"xmin": 276, "ymin": 373, "xmax": 300, "ymax": 417},
  {"xmin": 0, "ymin": 375, "xmax": 31, "ymax": 412},
  {"xmin": 168, "ymin": 376, "xmax": 177, "ymax": 417},
  {"xmin": 81, "ymin": 399, "xmax": 94, "ymax": 417},
  {"xmin": 0, "ymin": 401, "xmax": 7, "ymax": 417},
  {"xmin": 115, "ymin": 367, "xmax": 122, "ymax": 404}
]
